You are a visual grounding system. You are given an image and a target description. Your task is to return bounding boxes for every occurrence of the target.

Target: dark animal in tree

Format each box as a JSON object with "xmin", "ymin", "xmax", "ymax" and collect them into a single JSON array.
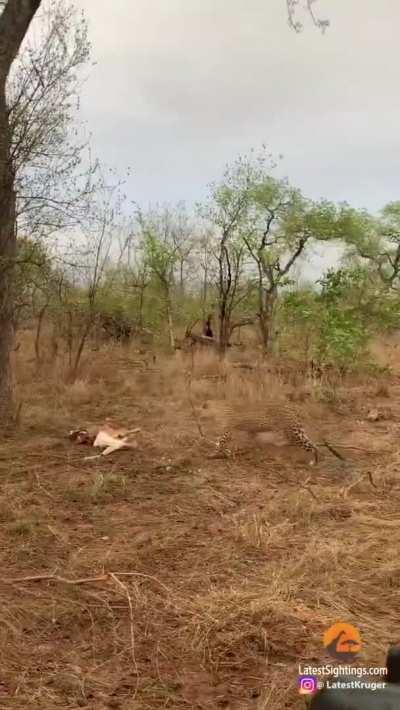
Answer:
[{"xmin": 203, "ymin": 315, "xmax": 213, "ymax": 338}]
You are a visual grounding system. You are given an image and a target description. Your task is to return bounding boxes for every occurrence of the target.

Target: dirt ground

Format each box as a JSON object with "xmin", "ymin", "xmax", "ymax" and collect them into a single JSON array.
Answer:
[{"xmin": 1, "ymin": 338, "xmax": 400, "ymax": 709}]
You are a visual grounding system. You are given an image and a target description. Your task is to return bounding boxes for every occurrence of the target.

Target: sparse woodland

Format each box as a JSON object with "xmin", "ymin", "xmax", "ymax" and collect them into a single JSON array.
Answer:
[
  {"xmin": 1, "ymin": 2, "xmax": 400, "ymax": 710},
  {"xmin": 12, "ymin": 150, "xmax": 400, "ymax": 378},
  {"xmin": 2, "ymin": 0, "xmax": 397, "ymax": 391}
]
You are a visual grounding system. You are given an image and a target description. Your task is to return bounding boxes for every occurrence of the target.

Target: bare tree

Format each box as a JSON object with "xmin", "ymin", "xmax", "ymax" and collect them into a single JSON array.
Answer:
[
  {"xmin": 215, "ymin": 235, "xmax": 253, "ymax": 353},
  {"xmin": 242, "ymin": 180, "xmax": 313, "ymax": 352},
  {"xmin": 201, "ymin": 151, "xmax": 267, "ymax": 354},
  {"xmin": 169, "ymin": 202, "xmax": 195, "ymax": 295},
  {"xmin": 286, "ymin": 0, "xmax": 330, "ymax": 32},
  {"xmin": 8, "ymin": 1, "xmax": 94, "ymax": 238},
  {"xmin": 60, "ymin": 179, "xmax": 127, "ymax": 380},
  {"xmin": 0, "ymin": 0, "xmax": 43, "ymax": 422},
  {"xmin": 197, "ymin": 228, "xmax": 218, "ymax": 319}
]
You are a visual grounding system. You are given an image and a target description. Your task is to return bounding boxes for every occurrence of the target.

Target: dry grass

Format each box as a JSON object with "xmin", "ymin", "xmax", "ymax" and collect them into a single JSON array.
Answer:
[{"xmin": 0, "ymin": 335, "xmax": 399, "ymax": 708}]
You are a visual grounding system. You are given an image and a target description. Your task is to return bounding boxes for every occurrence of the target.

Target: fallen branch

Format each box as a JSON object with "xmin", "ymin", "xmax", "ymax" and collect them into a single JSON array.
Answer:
[
  {"xmin": 229, "ymin": 317, "xmax": 255, "ymax": 334},
  {"xmin": 4, "ymin": 568, "xmax": 187, "ymax": 621},
  {"xmin": 109, "ymin": 573, "xmax": 138, "ymax": 683},
  {"xmin": 341, "ymin": 475, "xmax": 365, "ymax": 499},
  {"xmin": 5, "ymin": 573, "xmax": 109, "ymax": 585},
  {"xmin": 5, "ymin": 569, "xmax": 174, "ymax": 598},
  {"xmin": 340, "ymin": 470, "xmax": 381, "ymax": 499}
]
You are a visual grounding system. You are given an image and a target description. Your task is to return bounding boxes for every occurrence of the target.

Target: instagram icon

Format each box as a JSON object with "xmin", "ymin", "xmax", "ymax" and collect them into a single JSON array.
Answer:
[{"xmin": 298, "ymin": 675, "xmax": 318, "ymax": 695}]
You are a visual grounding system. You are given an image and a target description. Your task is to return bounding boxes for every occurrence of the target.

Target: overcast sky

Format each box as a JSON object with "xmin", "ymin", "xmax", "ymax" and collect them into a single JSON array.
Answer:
[{"xmin": 74, "ymin": 0, "xmax": 399, "ymax": 218}]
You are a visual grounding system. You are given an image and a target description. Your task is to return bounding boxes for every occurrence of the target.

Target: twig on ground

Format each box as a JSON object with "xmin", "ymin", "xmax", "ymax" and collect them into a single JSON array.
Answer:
[
  {"xmin": 341, "ymin": 475, "xmax": 365, "ymax": 499},
  {"xmin": 5, "ymin": 569, "xmax": 175, "ymax": 602},
  {"xmin": 300, "ymin": 476, "xmax": 319, "ymax": 501},
  {"xmin": 112, "ymin": 571, "xmax": 173, "ymax": 598},
  {"xmin": 340, "ymin": 470, "xmax": 380, "ymax": 499},
  {"xmin": 6, "ymin": 570, "xmax": 141, "ymax": 693},
  {"xmin": 5, "ymin": 573, "xmax": 109, "ymax": 585},
  {"xmin": 35, "ymin": 472, "xmax": 55, "ymax": 500},
  {"xmin": 4, "ymin": 568, "xmax": 189, "ymax": 620},
  {"xmin": 109, "ymin": 573, "xmax": 138, "ymax": 687},
  {"xmin": 47, "ymin": 525, "xmax": 68, "ymax": 543}
]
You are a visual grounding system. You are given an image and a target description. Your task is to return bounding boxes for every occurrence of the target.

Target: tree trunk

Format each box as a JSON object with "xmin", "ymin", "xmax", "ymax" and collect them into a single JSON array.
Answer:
[
  {"xmin": 50, "ymin": 322, "xmax": 59, "ymax": 362},
  {"xmin": 0, "ymin": 151, "xmax": 16, "ymax": 420},
  {"xmin": 218, "ymin": 308, "xmax": 231, "ymax": 357},
  {"xmin": 201, "ymin": 263, "xmax": 208, "ymax": 316},
  {"xmin": 0, "ymin": 0, "xmax": 43, "ymax": 424},
  {"xmin": 165, "ymin": 292, "xmax": 175, "ymax": 350},
  {"xmin": 69, "ymin": 315, "xmax": 94, "ymax": 383},
  {"xmin": 66, "ymin": 310, "xmax": 73, "ymax": 366},
  {"xmin": 34, "ymin": 302, "xmax": 48, "ymax": 365},
  {"xmin": 0, "ymin": 81, "xmax": 17, "ymax": 421},
  {"xmin": 258, "ymin": 289, "xmax": 277, "ymax": 354},
  {"xmin": 179, "ymin": 259, "xmax": 184, "ymax": 295},
  {"xmin": 138, "ymin": 285, "xmax": 145, "ymax": 328}
]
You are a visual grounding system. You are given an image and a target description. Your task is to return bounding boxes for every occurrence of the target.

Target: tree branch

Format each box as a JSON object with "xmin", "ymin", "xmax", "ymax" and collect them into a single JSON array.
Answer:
[
  {"xmin": 278, "ymin": 235, "xmax": 308, "ymax": 277},
  {"xmin": 287, "ymin": 0, "xmax": 330, "ymax": 33}
]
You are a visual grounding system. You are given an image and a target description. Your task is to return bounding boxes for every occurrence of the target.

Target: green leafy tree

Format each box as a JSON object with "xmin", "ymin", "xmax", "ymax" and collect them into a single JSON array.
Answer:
[
  {"xmin": 279, "ymin": 288, "xmax": 321, "ymax": 362},
  {"xmin": 340, "ymin": 202, "xmax": 400, "ymax": 292},
  {"xmin": 136, "ymin": 207, "xmax": 181, "ymax": 349},
  {"xmin": 245, "ymin": 173, "xmax": 341, "ymax": 352},
  {"xmin": 280, "ymin": 263, "xmax": 400, "ymax": 370},
  {"xmin": 204, "ymin": 148, "xmax": 344, "ymax": 353},
  {"xmin": 14, "ymin": 236, "xmax": 52, "ymax": 326}
]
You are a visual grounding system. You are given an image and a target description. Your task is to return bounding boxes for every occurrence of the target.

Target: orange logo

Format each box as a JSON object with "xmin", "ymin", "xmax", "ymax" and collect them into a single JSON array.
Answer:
[{"xmin": 323, "ymin": 623, "xmax": 362, "ymax": 662}]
